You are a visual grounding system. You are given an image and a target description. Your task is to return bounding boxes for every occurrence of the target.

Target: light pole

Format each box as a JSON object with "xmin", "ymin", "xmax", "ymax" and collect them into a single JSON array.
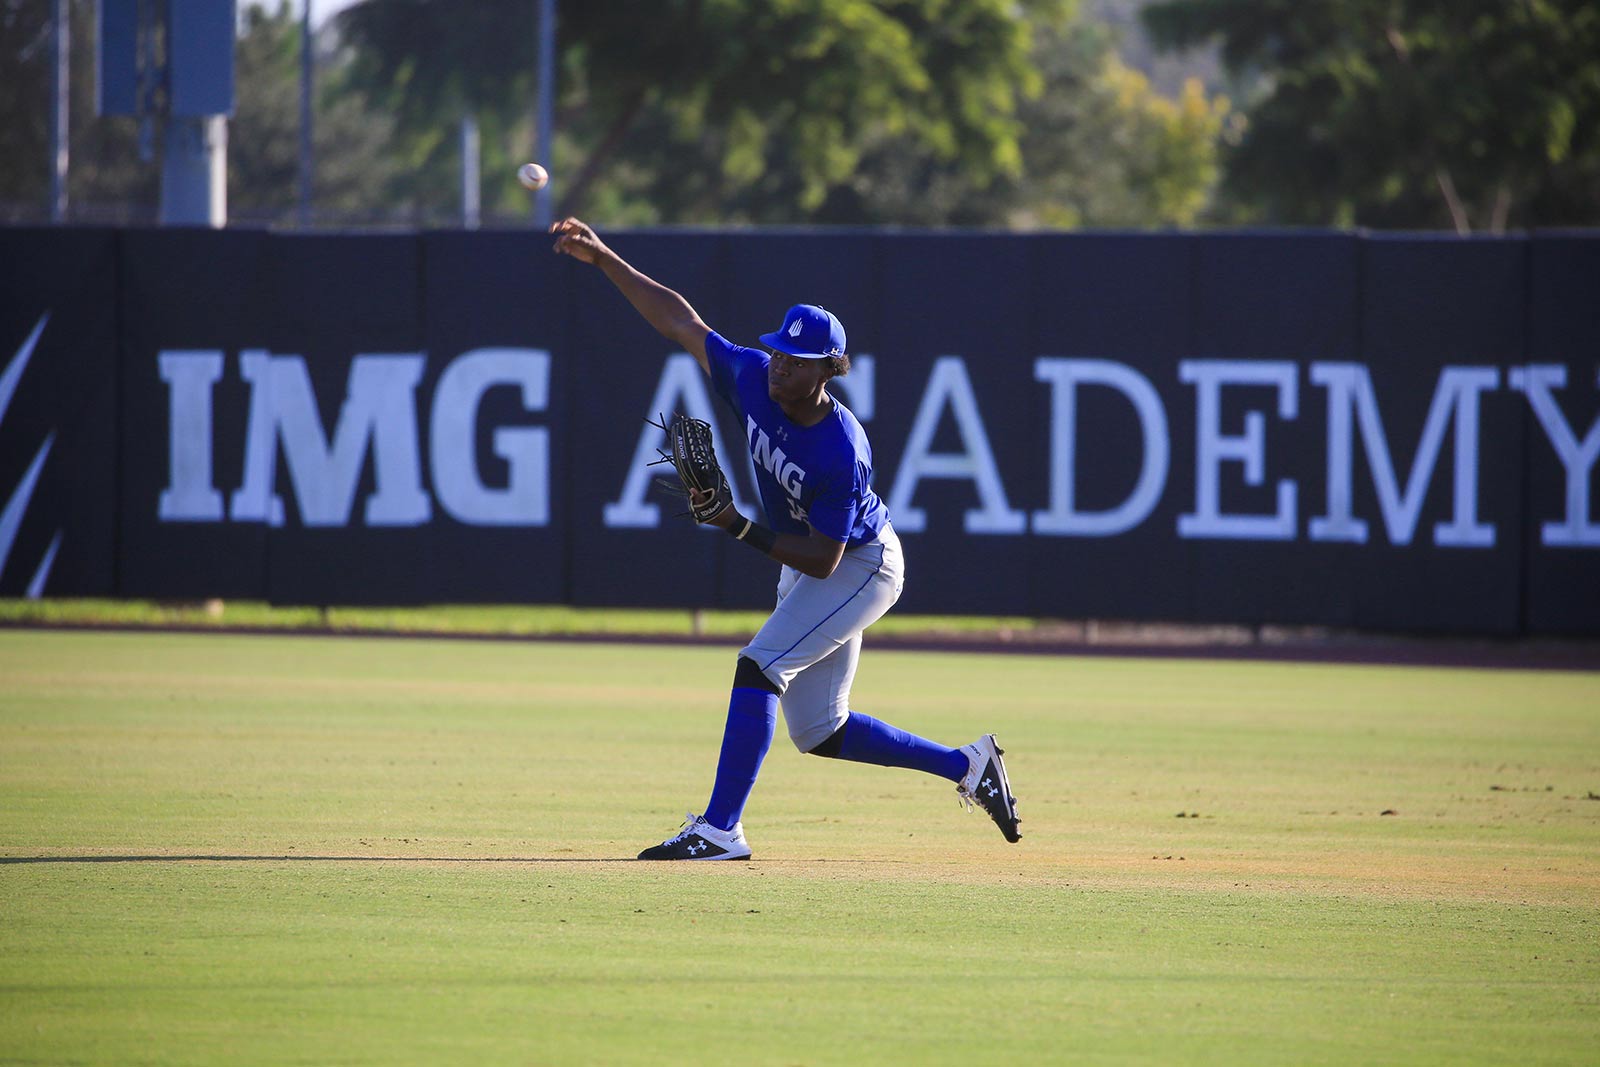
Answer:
[
  {"xmin": 299, "ymin": 0, "xmax": 314, "ymax": 228},
  {"xmin": 50, "ymin": 0, "xmax": 69, "ymax": 222},
  {"xmin": 534, "ymin": 0, "xmax": 555, "ymax": 229}
]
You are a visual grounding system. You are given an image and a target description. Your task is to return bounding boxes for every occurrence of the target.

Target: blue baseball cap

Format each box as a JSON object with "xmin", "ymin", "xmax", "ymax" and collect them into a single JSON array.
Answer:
[{"xmin": 759, "ymin": 304, "xmax": 847, "ymax": 359}]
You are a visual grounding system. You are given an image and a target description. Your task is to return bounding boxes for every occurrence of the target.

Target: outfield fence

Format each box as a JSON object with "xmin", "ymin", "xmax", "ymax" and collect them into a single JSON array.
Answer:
[{"xmin": 1, "ymin": 226, "xmax": 1596, "ymax": 635}]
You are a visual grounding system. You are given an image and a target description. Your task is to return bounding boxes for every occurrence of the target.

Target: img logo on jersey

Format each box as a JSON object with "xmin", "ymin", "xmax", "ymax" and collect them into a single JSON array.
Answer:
[{"xmin": 747, "ymin": 416, "xmax": 807, "ymax": 497}]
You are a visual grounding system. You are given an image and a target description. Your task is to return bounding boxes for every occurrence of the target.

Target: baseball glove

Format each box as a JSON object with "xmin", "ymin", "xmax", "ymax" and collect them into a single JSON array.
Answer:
[{"xmin": 649, "ymin": 413, "xmax": 733, "ymax": 524}]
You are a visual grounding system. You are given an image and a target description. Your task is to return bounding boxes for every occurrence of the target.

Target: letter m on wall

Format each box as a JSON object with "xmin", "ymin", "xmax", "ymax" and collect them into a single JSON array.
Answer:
[
  {"xmin": 230, "ymin": 352, "xmax": 431, "ymax": 527},
  {"xmin": 1310, "ymin": 363, "xmax": 1499, "ymax": 547}
]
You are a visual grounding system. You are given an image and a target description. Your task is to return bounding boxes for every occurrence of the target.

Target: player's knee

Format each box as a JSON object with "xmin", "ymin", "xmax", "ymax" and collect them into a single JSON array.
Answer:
[
  {"xmin": 732, "ymin": 655, "xmax": 780, "ymax": 695},
  {"xmin": 807, "ymin": 724, "xmax": 846, "ymax": 759}
]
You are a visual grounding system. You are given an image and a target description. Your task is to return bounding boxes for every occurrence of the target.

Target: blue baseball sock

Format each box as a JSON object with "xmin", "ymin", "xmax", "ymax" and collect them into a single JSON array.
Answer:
[
  {"xmin": 702, "ymin": 688, "xmax": 778, "ymax": 832},
  {"xmin": 835, "ymin": 712, "xmax": 968, "ymax": 782}
]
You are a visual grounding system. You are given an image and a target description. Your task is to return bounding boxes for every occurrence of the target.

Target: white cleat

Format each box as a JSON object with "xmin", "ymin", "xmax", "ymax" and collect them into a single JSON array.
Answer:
[
  {"xmin": 637, "ymin": 812, "xmax": 753, "ymax": 861},
  {"xmin": 956, "ymin": 734, "xmax": 1021, "ymax": 843}
]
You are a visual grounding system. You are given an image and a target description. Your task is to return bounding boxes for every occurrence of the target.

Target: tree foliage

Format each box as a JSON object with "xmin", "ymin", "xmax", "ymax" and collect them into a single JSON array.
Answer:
[
  {"xmin": 0, "ymin": 0, "xmax": 1230, "ymax": 228},
  {"xmin": 812, "ymin": 16, "xmax": 1230, "ymax": 227},
  {"xmin": 0, "ymin": 0, "xmax": 157, "ymax": 218},
  {"xmin": 1001, "ymin": 17, "xmax": 1230, "ymax": 228},
  {"xmin": 333, "ymin": 0, "xmax": 1227, "ymax": 227},
  {"xmin": 1142, "ymin": 0, "xmax": 1600, "ymax": 230},
  {"xmin": 335, "ymin": 0, "xmax": 1076, "ymax": 221},
  {"xmin": 231, "ymin": 2, "xmax": 406, "ymax": 224},
  {"xmin": 0, "ymin": 0, "xmax": 405, "ymax": 224},
  {"xmin": 0, "ymin": 0, "xmax": 62, "ymax": 206}
]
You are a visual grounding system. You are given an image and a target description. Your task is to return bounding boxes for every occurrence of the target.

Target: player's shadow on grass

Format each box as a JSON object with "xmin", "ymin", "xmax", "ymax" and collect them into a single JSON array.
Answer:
[{"xmin": 0, "ymin": 854, "xmax": 629, "ymax": 864}]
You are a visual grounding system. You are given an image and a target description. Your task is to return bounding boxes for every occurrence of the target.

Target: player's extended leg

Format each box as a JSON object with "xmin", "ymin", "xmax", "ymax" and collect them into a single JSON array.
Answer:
[
  {"xmin": 743, "ymin": 529, "xmax": 1021, "ymax": 843},
  {"xmin": 785, "ymin": 644, "xmax": 1021, "ymax": 843},
  {"xmin": 779, "ymin": 635, "xmax": 962, "ymax": 779},
  {"xmin": 637, "ymin": 656, "xmax": 775, "ymax": 861},
  {"xmin": 808, "ymin": 708, "xmax": 967, "ymax": 780},
  {"xmin": 812, "ymin": 715, "xmax": 1021, "ymax": 844}
]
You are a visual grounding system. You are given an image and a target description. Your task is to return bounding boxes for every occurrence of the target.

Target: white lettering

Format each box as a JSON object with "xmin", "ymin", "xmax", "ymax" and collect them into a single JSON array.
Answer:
[
  {"xmin": 748, "ymin": 421, "xmax": 808, "ymax": 498},
  {"xmin": 1510, "ymin": 364, "xmax": 1600, "ymax": 546},
  {"xmin": 429, "ymin": 348, "xmax": 550, "ymax": 525},
  {"xmin": 1309, "ymin": 363, "xmax": 1499, "ymax": 547},
  {"xmin": 604, "ymin": 354, "xmax": 753, "ymax": 527},
  {"xmin": 887, "ymin": 357, "xmax": 1025, "ymax": 534},
  {"xmin": 153, "ymin": 345, "xmax": 1592, "ymax": 558},
  {"xmin": 751, "ymin": 424, "xmax": 778, "ymax": 476},
  {"xmin": 231, "ymin": 350, "xmax": 284, "ymax": 526},
  {"xmin": 157, "ymin": 350, "xmax": 225, "ymax": 521},
  {"xmin": 1031, "ymin": 358, "xmax": 1169, "ymax": 536},
  {"xmin": 1178, "ymin": 360, "xmax": 1298, "ymax": 540},
  {"xmin": 231, "ymin": 351, "xmax": 430, "ymax": 527}
]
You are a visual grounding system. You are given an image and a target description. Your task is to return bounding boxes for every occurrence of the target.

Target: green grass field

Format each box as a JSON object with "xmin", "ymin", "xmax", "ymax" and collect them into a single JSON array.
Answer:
[{"xmin": 2, "ymin": 629, "xmax": 1597, "ymax": 1066}]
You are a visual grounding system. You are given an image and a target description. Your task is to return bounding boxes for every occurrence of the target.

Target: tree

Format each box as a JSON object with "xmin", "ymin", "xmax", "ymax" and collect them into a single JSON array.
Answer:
[
  {"xmin": 814, "ymin": 16, "xmax": 1230, "ymax": 227},
  {"xmin": 0, "ymin": 0, "xmax": 62, "ymax": 208},
  {"xmin": 230, "ymin": 2, "xmax": 405, "ymax": 225},
  {"xmin": 0, "ymin": 0, "xmax": 158, "ymax": 219},
  {"xmin": 0, "ymin": 0, "xmax": 1228, "ymax": 228},
  {"xmin": 334, "ymin": 0, "xmax": 1074, "ymax": 222},
  {"xmin": 0, "ymin": 0, "xmax": 404, "ymax": 224},
  {"xmin": 332, "ymin": 0, "xmax": 1226, "ymax": 228},
  {"xmin": 1141, "ymin": 0, "xmax": 1600, "ymax": 230}
]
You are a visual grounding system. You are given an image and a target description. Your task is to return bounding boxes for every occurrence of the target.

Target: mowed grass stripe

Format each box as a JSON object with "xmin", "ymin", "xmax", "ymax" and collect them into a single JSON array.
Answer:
[{"xmin": 1, "ymin": 629, "xmax": 1596, "ymax": 1066}]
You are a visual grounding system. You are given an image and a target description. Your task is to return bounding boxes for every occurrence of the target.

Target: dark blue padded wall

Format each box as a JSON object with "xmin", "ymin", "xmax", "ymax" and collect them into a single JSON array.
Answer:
[
  {"xmin": 3, "ymin": 226, "xmax": 1594, "ymax": 634},
  {"xmin": 0, "ymin": 228, "xmax": 120, "ymax": 597}
]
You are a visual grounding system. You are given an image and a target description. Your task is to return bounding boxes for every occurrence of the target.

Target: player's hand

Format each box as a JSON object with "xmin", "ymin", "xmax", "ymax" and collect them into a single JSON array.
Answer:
[
  {"xmin": 550, "ymin": 217, "xmax": 610, "ymax": 265},
  {"xmin": 689, "ymin": 489, "xmax": 736, "ymax": 529}
]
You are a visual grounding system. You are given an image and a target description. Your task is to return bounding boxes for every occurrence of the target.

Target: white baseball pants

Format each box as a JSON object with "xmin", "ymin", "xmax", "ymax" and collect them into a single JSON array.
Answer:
[{"xmin": 739, "ymin": 525, "xmax": 905, "ymax": 752}]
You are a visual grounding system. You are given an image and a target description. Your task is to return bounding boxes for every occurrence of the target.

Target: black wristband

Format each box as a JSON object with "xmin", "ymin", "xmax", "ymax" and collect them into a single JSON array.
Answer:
[{"xmin": 727, "ymin": 515, "xmax": 777, "ymax": 554}]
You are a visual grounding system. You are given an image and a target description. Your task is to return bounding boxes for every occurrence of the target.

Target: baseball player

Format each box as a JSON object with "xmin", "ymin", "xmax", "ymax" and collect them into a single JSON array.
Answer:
[{"xmin": 551, "ymin": 217, "xmax": 1021, "ymax": 860}]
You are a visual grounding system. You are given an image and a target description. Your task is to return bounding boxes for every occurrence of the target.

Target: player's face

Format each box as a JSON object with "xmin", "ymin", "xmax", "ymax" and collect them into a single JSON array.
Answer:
[{"xmin": 766, "ymin": 350, "xmax": 830, "ymax": 405}]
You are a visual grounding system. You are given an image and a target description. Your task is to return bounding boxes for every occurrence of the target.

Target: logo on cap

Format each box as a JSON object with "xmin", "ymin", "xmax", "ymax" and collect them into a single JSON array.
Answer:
[{"xmin": 759, "ymin": 303, "xmax": 847, "ymax": 359}]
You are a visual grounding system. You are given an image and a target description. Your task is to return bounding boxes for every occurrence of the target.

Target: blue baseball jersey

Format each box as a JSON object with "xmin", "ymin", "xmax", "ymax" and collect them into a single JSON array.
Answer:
[{"xmin": 706, "ymin": 331, "xmax": 889, "ymax": 547}]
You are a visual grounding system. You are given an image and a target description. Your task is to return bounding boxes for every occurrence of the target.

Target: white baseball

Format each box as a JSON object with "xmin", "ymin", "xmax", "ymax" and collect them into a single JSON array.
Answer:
[{"xmin": 518, "ymin": 162, "xmax": 549, "ymax": 190}]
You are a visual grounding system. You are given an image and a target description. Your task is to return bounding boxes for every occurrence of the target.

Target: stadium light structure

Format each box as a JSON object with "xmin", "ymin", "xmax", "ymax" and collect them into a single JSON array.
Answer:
[{"xmin": 99, "ymin": 0, "xmax": 237, "ymax": 227}]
